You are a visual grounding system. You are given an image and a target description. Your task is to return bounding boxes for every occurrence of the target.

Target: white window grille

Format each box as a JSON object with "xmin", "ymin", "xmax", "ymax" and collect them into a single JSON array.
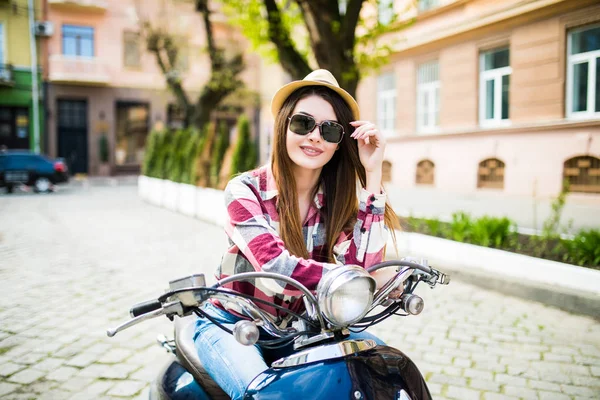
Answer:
[
  {"xmin": 566, "ymin": 24, "xmax": 600, "ymax": 119},
  {"xmin": 479, "ymin": 47, "xmax": 511, "ymax": 127},
  {"xmin": 377, "ymin": 72, "xmax": 396, "ymax": 137},
  {"xmin": 417, "ymin": 61, "xmax": 440, "ymax": 134}
]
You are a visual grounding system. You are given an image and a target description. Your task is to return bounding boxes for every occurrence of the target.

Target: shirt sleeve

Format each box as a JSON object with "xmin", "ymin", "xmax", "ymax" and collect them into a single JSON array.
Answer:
[
  {"xmin": 223, "ymin": 177, "xmax": 338, "ymax": 295},
  {"xmin": 333, "ymin": 188, "xmax": 389, "ymax": 268}
]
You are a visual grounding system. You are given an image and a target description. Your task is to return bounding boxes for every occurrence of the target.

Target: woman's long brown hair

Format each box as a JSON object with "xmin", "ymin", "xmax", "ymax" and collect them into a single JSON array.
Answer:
[{"xmin": 271, "ymin": 86, "xmax": 399, "ymax": 262}]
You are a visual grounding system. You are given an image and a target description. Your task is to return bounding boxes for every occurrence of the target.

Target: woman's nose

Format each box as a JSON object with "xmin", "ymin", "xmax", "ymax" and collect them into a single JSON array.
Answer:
[{"xmin": 307, "ymin": 125, "xmax": 321, "ymax": 142}]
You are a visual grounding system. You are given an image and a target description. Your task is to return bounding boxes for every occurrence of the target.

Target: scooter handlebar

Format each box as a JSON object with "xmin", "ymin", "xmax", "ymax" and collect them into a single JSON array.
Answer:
[{"xmin": 130, "ymin": 299, "xmax": 162, "ymax": 318}]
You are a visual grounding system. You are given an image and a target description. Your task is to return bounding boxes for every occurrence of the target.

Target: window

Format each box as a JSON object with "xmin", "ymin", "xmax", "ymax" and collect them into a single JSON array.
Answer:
[
  {"xmin": 563, "ymin": 156, "xmax": 600, "ymax": 193},
  {"xmin": 416, "ymin": 160, "xmax": 435, "ymax": 185},
  {"xmin": 115, "ymin": 103, "xmax": 150, "ymax": 166},
  {"xmin": 123, "ymin": 31, "xmax": 141, "ymax": 68},
  {"xmin": 62, "ymin": 25, "xmax": 94, "ymax": 57},
  {"xmin": 378, "ymin": 0, "xmax": 393, "ymax": 25},
  {"xmin": 477, "ymin": 158, "xmax": 505, "ymax": 189},
  {"xmin": 567, "ymin": 24, "xmax": 600, "ymax": 119},
  {"xmin": 418, "ymin": 0, "xmax": 440, "ymax": 12},
  {"xmin": 479, "ymin": 48, "xmax": 511, "ymax": 126},
  {"xmin": 377, "ymin": 72, "xmax": 396, "ymax": 136},
  {"xmin": 417, "ymin": 61, "xmax": 440, "ymax": 133}
]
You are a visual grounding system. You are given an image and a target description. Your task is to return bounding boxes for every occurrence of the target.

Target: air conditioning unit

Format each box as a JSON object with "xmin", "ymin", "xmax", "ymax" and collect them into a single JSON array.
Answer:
[{"xmin": 34, "ymin": 21, "xmax": 54, "ymax": 37}]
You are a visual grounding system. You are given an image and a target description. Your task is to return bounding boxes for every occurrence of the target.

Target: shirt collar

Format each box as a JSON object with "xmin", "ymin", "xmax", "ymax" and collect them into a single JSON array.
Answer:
[{"xmin": 261, "ymin": 165, "xmax": 324, "ymax": 210}]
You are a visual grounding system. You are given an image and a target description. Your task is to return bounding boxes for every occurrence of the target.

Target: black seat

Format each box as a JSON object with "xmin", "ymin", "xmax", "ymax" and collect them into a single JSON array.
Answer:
[{"xmin": 174, "ymin": 315, "xmax": 230, "ymax": 399}]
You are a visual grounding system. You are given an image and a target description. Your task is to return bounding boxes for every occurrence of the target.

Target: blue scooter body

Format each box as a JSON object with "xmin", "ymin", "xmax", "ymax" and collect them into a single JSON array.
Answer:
[{"xmin": 152, "ymin": 346, "xmax": 431, "ymax": 400}]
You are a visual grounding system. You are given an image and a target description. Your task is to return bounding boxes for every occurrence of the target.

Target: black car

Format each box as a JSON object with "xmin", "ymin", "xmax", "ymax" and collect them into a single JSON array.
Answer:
[{"xmin": 0, "ymin": 150, "xmax": 69, "ymax": 193}]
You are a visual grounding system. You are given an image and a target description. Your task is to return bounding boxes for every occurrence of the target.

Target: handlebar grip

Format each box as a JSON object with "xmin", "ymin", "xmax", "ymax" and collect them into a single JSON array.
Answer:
[{"xmin": 130, "ymin": 299, "xmax": 162, "ymax": 318}]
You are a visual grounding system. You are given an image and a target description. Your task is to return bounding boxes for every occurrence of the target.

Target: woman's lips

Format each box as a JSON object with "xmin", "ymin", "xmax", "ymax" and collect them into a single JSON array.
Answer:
[{"xmin": 300, "ymin": 146, "xmax": 323, "ymax": 157}]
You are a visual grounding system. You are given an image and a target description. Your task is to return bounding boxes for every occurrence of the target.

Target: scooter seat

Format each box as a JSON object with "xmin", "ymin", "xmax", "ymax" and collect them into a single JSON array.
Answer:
[{"xmin": 174, "ymin": 314, "xmax": 230, "ymax": 399}]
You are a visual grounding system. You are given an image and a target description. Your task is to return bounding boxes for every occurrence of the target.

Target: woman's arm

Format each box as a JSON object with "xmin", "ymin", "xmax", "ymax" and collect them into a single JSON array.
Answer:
[
  {"xmin": 223, "ymin": 176, "xmax": 338, "ymax": 295},
  {"xmin": 333, "ymin": 188, "xmax": 389, "ymax": 267}
]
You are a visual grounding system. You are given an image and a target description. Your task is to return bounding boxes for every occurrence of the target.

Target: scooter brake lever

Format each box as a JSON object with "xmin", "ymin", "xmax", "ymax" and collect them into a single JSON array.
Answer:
[{"xmin": 107, "ymin": 301, "xmax": 184, "ymax": 337}]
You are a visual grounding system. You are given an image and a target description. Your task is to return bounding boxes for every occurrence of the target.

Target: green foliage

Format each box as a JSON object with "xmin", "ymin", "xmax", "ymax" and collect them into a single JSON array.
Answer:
[
  {"xmin": 230, "ymin": 115, "xmax": 257, "ymax": 176},
  {"xmin": 560, "ymin": 230, "xmax": 600, "ymax": 268},
  {"xmin": 211, "ymin": 121, "xmax": 230, "ymax": 185},
  {"xmin": 470, "ymin": 216, "xmax": 516, "ymax": 248},
  {"xmin": 220, "ymin": 0, "xmax": 309, "ymax": 64},
  {"xmin": 142, "ymin": 130, "xmax": 162, "ymax": 177},
  {"xmin": 180, "ymin": 129, "xmax": 201, "ymax": 185},
  {"xmin": 542, "ymin": 180, "xmax": 570, "ymax": 238},
  {"xmin": 448, "ymin": 212, "xmax": 472, "ymax": 243},
  {"xmin": 98, "ymin": 134, "xmax": 109, "ymax": 163},
  {"xmin": 165, "ymin": 130, "xmax": 188, "ymax": 183}
]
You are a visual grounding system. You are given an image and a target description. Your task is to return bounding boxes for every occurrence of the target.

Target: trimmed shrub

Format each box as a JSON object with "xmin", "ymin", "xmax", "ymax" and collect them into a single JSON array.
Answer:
[{"xmin": 230, "ymin": 115, "xmax": 257, "ymax": 176}]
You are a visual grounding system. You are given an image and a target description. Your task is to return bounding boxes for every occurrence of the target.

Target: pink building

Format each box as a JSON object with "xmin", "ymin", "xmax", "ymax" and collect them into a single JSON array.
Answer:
[
  {"xmin": 43, "ymin": 0, "xmax": 258, "ymax": 175},
  {"xmin": 356, "ymin": 0, "xmax": 600, "ymax": 201}
]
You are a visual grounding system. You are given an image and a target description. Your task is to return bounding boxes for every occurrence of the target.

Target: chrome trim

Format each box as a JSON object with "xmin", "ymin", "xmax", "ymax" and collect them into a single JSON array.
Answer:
[
  {"xmin": 271, "ymin": 339, "xmax": 376, "ymax": 368},
  {"xmin": 216, "ymin": 272, "xmax": 325, "ymax": 327},
  {"xmin": 169, "ymin": 274, "xmax": 206, "ymax": 290},
  {"xmin": 316, "ymin": 266, "xmax": 376, "ymax": 327},
  {"xmin": 370, "ymin": 267, "xmax": 413, "ymax": 311},
  {"xmin": 211, "ymin": 292, "xmax": 294, "ymax": 338}
]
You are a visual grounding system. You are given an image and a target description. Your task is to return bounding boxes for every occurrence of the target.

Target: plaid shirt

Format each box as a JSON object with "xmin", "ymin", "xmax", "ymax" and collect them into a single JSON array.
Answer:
[{"xmin": 216, "ymin": 165, "xmax": 388, "ymax": 324}]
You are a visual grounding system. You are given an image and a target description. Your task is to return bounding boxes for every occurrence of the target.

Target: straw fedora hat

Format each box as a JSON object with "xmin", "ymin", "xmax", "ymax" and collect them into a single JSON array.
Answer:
[{"xmin": 270, "ymin": 69, "xmax": 360, "ymax": 120}]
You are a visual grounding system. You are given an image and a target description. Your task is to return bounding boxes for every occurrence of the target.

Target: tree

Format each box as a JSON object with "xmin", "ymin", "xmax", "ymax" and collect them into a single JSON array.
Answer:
[
  {"xmin": 221, "ymin": 0, "xmax": 413, "ymax": 97},
  {"xmin": 140, "ymin": 0, "xmax": 246, "ymax": 129}
]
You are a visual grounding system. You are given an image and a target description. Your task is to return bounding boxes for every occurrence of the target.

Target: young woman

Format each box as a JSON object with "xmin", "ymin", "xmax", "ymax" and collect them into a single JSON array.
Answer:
[{"xmin": 194, "ymin": 69, "xmax": 400, "ymax": 400}]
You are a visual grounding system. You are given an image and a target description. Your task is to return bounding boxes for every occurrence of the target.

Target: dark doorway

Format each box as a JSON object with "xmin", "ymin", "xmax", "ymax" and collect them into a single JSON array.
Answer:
[
  {"xmin": 0, "ymin": 106, "xmax": 30, "ymax": 150},
  {"xmin": 57, "ymin": 99, "xmax": 88, "ymax": 174}
]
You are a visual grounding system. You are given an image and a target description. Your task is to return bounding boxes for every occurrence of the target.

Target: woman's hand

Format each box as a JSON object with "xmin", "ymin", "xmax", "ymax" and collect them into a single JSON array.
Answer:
[{"xmin": 350, "ymin": 121, "xmax": 386, "ymax": 174}]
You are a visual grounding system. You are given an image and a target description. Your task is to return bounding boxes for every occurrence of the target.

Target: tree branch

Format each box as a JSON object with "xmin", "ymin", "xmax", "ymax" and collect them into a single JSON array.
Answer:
[
  {"xmin": 341, "ymin": 0, "xmax": 364, "ymax": 51},
  {"xmin": 264, "ymin": 0, "xmax": 311, "ymax": 79}
]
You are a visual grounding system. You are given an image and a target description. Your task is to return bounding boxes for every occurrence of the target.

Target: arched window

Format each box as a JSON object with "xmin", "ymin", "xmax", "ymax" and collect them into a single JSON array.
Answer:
[
  {"xmin": 416, "ymin": 160, "xmax": 434, "ymax": 185},
  {"xmin": 563, "ymin": 156, "xmax": 600, "ymax": 194},
  {"xmin": 478, "ymin": 158, "xmax": 505, "ymax": 189},
  {"xmin": 382, "ymin": 160, "xmax": 392, "ymax": 182}
]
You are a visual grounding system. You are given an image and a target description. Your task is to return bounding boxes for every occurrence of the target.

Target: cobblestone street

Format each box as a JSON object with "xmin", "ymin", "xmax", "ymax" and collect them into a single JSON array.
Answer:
[{"xmin": 0, "ymin": 185, "xmax": 599, "ymax": 399}]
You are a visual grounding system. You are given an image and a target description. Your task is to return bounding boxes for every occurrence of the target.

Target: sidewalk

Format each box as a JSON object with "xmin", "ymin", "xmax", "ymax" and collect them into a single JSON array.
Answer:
[{"xmin": 386, "ymin": 185, "xmax": 600, "ymax": 234}]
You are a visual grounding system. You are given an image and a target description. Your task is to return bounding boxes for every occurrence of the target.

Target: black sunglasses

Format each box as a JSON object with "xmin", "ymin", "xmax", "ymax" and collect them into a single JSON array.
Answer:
[{"xmin": 288, "ymin": 114, "xmax": 345, "ymax": 144}]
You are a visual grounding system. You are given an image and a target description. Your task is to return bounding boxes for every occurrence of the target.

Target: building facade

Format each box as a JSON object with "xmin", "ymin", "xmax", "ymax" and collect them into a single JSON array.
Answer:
[
  {"xmin": 43, "ymin": 0, "xmax": 259, "ymax": 175},
  {"xmin": 357, "ymin": 0, "xmax": 600, "ymax": 200},
  {"xmin": 0, "ymin": 0, "xmax": 44, "ymax": 152}
]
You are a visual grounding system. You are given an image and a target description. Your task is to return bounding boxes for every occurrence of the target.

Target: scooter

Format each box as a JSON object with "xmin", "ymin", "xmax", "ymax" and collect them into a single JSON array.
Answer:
[{"xmin": 107, "ymin": 258, "xmax": 450, "ymax": 399}]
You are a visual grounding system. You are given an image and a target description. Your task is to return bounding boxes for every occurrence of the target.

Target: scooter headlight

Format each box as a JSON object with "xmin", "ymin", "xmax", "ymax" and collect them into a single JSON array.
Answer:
[{"xmin": 316, "ymin": 266, "xmax": 376, "ymax": 328}]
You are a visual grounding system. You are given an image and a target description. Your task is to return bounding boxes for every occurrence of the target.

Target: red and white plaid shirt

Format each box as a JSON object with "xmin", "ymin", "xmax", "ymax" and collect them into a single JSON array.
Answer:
[{"xmin": 216, "ymin": 165, "xmax": 389, "ymax": 323}]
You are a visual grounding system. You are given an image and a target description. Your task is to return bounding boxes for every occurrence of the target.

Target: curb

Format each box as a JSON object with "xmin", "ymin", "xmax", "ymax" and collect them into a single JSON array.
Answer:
[{"xmin": 138, "ymin": 176, "xmax": 600, "ymax": 319}]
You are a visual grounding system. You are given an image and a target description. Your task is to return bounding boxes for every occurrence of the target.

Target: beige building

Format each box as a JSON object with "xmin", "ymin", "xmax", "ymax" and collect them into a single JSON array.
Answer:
[
  {"xmin": 357, "ymin": 0, "xmax": 600, "ymax": 201},
  {"xmin": 43, "ymin": 0, "xmax": 260, "ymax": 175}
]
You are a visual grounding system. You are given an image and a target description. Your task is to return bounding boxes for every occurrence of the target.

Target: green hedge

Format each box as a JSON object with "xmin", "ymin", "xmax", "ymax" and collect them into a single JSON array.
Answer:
[
  {"xmin": 142, "ymin": 115, "xmax": 257, "ymax": 188},
  {"xmin": 404, "ymin": 212, "xmax": 599, "ymax": 270}
]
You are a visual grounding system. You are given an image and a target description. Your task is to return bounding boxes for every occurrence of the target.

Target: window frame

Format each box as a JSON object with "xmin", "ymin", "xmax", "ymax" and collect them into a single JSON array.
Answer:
[
  {"xmin": 416, "ymin": 61, "xmax": 440, "ymax": 134},
  {"xmin": 479, "ymin": 47, "xmax": 512, "ymax": 128},
  {"xmin": 377, "ymin": 72, "xmax": 397, "ymax": 137},
  {"xmin": 566, "ymin": 23, "xmax": 600, "ymax": 120},
  {"xmin": 62, "ymin": 24, "xmax": 95, "ymax": 58}
]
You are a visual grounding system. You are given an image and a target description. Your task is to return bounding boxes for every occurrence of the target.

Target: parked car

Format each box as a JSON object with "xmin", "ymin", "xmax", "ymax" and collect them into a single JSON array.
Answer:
[{"xmin": 0, "ymin": 150, "xmax": 69, "ymax": 193}]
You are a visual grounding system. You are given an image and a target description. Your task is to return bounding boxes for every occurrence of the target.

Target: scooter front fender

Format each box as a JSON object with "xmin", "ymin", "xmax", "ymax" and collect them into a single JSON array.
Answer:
[
  {"xmin": 245, "ymin": 345, "xmax": 431, "ymax": 400},
  {"xmin": 150, "ymin": 354, "xmax": 212, "ymax": 400}
]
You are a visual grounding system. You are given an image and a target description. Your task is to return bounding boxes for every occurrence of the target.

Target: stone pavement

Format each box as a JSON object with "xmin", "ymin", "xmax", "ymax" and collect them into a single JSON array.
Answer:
[{"xmin": 0, "ymin": 184, "xmax": 599, "ymax": 399}]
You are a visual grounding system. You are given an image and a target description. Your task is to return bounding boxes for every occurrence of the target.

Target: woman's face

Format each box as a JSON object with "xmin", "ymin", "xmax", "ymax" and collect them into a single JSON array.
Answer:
[{"xmin": 286, "ymin": 95, "xmax": 339, "ymax": 174}]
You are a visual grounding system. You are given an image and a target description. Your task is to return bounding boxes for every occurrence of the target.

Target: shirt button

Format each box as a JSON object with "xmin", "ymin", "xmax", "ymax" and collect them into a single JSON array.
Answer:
[
  {"xmin": 370, "ymin": 196, "xmax": 376, "ymax": 202},
  {"xmin": 285, "ymin": 300, "xmax": 290, "ymax": 304},
  {"xmin": 368, "ymin": 204, "xmax": 374, "ymax": 210},
  {"xmin": 360, "ymin": 227, "xmax": 366, "ymax": 233}
]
